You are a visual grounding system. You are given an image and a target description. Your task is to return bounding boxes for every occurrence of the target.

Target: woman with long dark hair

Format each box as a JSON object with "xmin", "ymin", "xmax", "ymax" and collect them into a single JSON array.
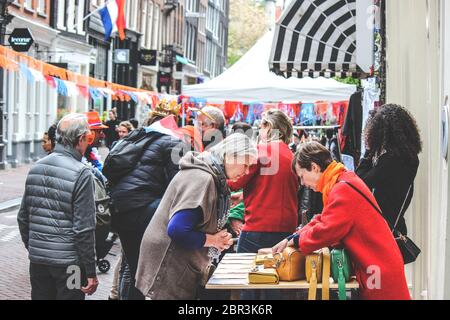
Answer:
[{"xmin": 356, "ymin": 104, "xmax": 422, "ymax": 236}]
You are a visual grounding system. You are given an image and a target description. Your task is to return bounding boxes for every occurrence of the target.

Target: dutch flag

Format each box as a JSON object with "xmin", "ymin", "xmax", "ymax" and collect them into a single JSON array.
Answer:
[{"xmin": 99, "ymin": 0, "xmax": 126, "ymax": 41}]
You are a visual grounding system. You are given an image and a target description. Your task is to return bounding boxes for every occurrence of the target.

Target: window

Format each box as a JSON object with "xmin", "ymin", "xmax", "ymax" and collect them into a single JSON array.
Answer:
[
  {"xmin": 76, "ymin": 0, "xmax": 86, "ymax": 35},
  {"xmin": 24, "ymin": 0, "xmax": 33, "ymax": 10},
  {"xmin": 57, "ymin": 0, "xmax": 66, "ymax": 30},
  {"xmin": 129, "ymin": 1, "xmax": 138, "ymax": 31},
  {"xmin": 140, "ymin": 0, "xmax": 148, "ymax": 42},
  {"xmin": 146, "ymin": 1, "xmax": 154, "ymax": 49},
  {"xmin": 37, "ymin": 0, "xmax": 47, "ymax": 15},
  {"xmin": 152, "ymin": 5, "xmax": 160, "ymax": 50},
  {"xmin": 66, "ymin": 0, "xmax": 76, "ymax": 33}
]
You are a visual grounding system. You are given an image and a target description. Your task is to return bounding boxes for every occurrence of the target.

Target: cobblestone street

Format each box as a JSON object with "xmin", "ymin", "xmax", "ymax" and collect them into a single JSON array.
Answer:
[{"xmin": 0, "ymin": 208, "xmax": 120, "ymax": 300}]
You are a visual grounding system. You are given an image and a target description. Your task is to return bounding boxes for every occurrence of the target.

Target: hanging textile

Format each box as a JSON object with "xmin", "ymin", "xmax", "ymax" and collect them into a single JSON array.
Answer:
[
  {"xmin": 54, "ymin": 78, "xmax": 68, "ymax": 96},
  {"xmin": 89, "ymin": 87, "xmax": 103, "ymax": 101},
  {"xmin": 299, "ymin": 103, "xmax": 315, "ymax": 126},
  {"xmin": 77, "ymin": 85, "xmax": 90, "ymax": 99},
  {"xmin": 19, "ymin": 63, "xmax": 35, "ymax": 82},
  {"xmin": 332, "ymin": 101, "xmax": 349, "ymax": 127},
  {"xmin": 230, "ymin": 104, "xmax": 245, "ymax": 124},
  {"xmin": 315, "ymin": 101, "xmax": 329, "ymax": 125},
  {"xmin": 361, "ymin": 78, "xmax": 380, "ymax": 156},
  {"xmin": 224, "ymin": 101, "xmax": 242, "ymax": 120},
  {"xmin": 341, "ymin": 90, "xmax": 363, "ymax": 166}
]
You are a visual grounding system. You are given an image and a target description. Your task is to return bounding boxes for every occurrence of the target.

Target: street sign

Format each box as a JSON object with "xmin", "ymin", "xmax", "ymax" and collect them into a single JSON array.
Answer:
[
  {"xmin": 139, "ymin": 49, "xmax": 157, "ymax": 66},
  {"xmin": 114, "ymin": 49, "xmax": 130, "ymax": 64},
  {"xmin": 8, "ymin": 28, "xmax": 34, "ymax": 52}
]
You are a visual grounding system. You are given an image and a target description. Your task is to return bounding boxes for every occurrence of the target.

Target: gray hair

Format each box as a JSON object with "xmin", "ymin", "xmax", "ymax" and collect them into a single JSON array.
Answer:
[
  {"xmin": 200, "ymin": 106, "xmax": 225, "ymax": 131},
  {"xmin": 56, "ymin": 113, "xmax": 90, "ymax": 147},
  {"xmin": 209, "ymin": 132, "xmax": 258, "ymax": 164}
]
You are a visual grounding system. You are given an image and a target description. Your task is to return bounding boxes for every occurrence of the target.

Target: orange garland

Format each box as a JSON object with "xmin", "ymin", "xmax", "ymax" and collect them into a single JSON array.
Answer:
[{"xmin": 0, "ymin": 44, "xmax": 157, "ymax": 97}]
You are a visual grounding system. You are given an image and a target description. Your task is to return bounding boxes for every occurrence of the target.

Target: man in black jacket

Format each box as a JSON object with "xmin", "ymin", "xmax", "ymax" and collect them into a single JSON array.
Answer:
[{"xmin": 18, "ymin": 113, "xmax": 98, "ymax": 300}]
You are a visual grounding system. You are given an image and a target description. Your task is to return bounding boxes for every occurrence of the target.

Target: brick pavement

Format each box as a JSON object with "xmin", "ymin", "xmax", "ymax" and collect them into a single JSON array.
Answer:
[
  {"xmin": 0, "ymin": 147, "xmax": 122, "ymax": 300},
  {"xmin": 0, "ymin": 164, "xmax": 31, "ymax": 203},
  {"xmin": 0, "ymin": 209, "xmax": 120, "ymax": 301}
]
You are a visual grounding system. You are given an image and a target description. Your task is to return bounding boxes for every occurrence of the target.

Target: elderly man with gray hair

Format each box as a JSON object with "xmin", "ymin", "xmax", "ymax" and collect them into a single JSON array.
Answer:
[
  {"xmin": 18, "ymin": 113, "xmax": 99, "ymax": 300},
  {"xmin": 195, "ymin": 105, "xmax": 226, "ymax": 150}
]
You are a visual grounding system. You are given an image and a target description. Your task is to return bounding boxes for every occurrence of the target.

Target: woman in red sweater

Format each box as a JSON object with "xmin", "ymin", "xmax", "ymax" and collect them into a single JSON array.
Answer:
[
  {"xmin": 229, "ymin": 109, "xmax": 299, "ymax": 251},
  {"xmin": 229, "ymin": 109, "xmax": 299, "ymax": 299},
  {"xmin": 273, "ymin": 142, "xmax": 410, "ymax": 300}
]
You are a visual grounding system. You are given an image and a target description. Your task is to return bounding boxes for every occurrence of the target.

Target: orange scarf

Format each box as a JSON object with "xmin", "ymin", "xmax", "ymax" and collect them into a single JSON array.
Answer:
[{"xmin": 315, "ymin": 161, "xmax": 347, "ymax": 206}]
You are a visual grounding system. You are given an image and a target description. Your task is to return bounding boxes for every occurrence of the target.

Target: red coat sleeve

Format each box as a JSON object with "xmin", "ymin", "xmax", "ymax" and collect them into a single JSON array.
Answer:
[{"xmin": 299, "ymin": 187, "xmax": 354, "ymax": 254}]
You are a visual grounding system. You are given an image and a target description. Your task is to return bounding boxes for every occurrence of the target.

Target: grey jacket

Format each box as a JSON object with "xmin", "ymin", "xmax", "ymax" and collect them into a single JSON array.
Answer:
[
  {"xmin": 136, "ymin": 152, "xmax": 220, "ymax": 299},
  {"xmin": 17, "ymin": 144, "xmax": 97, "ymax": 277}
]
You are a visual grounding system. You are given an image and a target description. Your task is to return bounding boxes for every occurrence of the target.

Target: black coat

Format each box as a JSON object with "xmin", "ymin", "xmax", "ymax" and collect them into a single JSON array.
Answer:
[
  {"xmin": 104, "ymin": 119, "xmax": 120, "ymax": 149},
  {"xmin": 110, "ymin": 134, "xmax": 184, "ymax": 212},
  {"xmin": 356, "ymin": 152, "xmax": 419, "ymax": 235},
  {"xmin": 342, "ymin": 91, "xmax": 363, "ymax": 165}
]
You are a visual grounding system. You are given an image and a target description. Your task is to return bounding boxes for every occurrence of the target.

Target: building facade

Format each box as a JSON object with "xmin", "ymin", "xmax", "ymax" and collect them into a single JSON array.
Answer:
[
  {"xmin": 50, "ymin": 0, "xmax": 92, "ymax": 116},
  {"xmin": 204, "ymin": 0, "xmax": 228, "ymax": 80},
  {"xmin": 4, "ymin": 0, "xmax": 58, "ymax": 166},
  {"xmin": 87, "ymin": 0, "xmax": 113, "ymax": 116},
  {"xmin": 182, "ymin": 0, "xmax": 230, "ymax": 90},
  {"xmin": 0, "ymin": 0, "xmax": 231, "ymax": 168}
]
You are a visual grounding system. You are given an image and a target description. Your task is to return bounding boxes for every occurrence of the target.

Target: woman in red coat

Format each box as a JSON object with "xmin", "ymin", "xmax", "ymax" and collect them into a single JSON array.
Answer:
[{"xmin": 273, "ymin": 142, "xmax": 410, "ymax": 300}]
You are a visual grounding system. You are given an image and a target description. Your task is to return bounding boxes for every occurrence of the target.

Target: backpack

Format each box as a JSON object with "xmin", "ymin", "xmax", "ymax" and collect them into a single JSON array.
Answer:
[
  {"xmin": 102, "ymin": 128, "xmax": 163, "ymax": 185},
  {"xmin": 92, "ymin": 172, "xmax": 111, "ymax": 229}
]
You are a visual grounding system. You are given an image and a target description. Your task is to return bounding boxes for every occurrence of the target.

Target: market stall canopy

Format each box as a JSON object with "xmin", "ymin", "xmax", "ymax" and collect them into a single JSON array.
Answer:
[
  {"xmin": 269, "ymin": 0, "xmax": 374, "ymax": 78},
  {"xmin": 183, "ymin": 31, "xmax": 356, "ymax": 103}
]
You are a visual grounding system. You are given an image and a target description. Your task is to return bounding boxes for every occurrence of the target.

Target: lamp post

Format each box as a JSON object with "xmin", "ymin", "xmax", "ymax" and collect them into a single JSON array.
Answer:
[{"xmin": 0, "ymin": 0, "xmax": 14, "ymax": 169}]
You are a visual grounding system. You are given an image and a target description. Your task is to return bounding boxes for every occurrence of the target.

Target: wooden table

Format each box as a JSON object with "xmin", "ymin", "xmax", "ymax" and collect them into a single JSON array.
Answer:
[{"xmin": 206, "ymin": 253, "xmax": 359, "ymax": 299}]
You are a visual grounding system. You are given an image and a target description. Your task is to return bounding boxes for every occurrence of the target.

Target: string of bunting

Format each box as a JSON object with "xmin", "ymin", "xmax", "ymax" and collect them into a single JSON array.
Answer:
[{"xmin": 0, "ymin": 44, "xmax": 162, "ymax": 105}]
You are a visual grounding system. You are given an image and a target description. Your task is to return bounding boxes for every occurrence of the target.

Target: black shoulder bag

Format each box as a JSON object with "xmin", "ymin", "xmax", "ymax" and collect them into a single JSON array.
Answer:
[{"xmin": 339, "ymin": 181, "xmax": 421, "ymax": 265}]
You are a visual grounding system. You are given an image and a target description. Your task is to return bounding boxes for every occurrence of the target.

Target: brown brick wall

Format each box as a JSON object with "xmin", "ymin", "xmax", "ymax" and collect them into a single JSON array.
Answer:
[{"xmin": 9, "ymin": 0, "xmax": 51, "ymax": 26}]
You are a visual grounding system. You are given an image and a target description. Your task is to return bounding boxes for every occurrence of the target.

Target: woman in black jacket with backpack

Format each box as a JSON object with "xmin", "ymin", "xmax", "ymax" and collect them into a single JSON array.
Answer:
[
  {"xmin": 109, "ymin": 106, "xmax": 185, "ymax": 300},
  {"xmin": 356, "ymin": 104, "xmax": 422, "ymax": 236}
]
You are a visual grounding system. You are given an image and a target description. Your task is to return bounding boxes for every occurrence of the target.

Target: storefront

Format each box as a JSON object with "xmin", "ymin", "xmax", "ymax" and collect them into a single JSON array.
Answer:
[
  {"xmin": 87, "ymin": 12, "xmax": 112, "ymax": 116},
  {"xmin": 4, "ymin": 15, "xmax": 59, "ymax": 166}
]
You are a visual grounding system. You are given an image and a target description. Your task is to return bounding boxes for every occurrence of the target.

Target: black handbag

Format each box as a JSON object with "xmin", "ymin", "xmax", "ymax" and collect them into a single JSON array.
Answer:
[
  {"xmin": 339, "ymin": 181, "xmax": 421, "ymax": 265},
  {"xmin": 391, "ymin": 185, "xmax": 421, "ymax": 264}
]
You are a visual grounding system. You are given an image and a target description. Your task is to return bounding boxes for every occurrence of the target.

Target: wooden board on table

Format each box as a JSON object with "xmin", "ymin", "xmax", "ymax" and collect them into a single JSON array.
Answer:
[
  {"xmin": 206, "ymin": 253, "xmax": 360, "ymax": 290},
  {"xmin": 207, "ymin": 278, "xmax": 360, "ymax": 290}
]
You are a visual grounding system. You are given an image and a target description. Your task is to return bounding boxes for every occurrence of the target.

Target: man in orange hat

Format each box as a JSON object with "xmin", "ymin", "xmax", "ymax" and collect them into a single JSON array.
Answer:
[{"xmin": 84, "ymin": 111, "xmax": 108, "ymax": 173}]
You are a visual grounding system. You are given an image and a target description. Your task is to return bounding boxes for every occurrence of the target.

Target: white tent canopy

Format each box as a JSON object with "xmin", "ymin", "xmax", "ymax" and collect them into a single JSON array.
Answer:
[{"xmin": 183, "ymin": 31, "xmax": 356, "ymax": 103}]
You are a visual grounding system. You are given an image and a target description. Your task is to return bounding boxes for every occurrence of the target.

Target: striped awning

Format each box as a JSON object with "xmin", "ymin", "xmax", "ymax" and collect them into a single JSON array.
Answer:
[{"xmin": 270, "ymin": 0, "xmax": 370, "ymax": 78}]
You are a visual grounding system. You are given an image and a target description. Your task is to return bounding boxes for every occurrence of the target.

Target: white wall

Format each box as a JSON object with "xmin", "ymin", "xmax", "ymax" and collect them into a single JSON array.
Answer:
[
  {"xmin": 385, "ymin": 0, "xmax": 448, "ymax": 299},
  {"xmin": 441, "ymin": 0, "xmax": 450, "ymax": 300}
]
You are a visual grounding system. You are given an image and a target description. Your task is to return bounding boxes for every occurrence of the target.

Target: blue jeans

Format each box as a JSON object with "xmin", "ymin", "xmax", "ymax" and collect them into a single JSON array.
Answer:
[
  {"xmin": 119, "ymin": 252, "xmax": 131, "ymax": 300},
  {"xmin": 112, "ymin": 199, "xmax": 161, "ymax": 300},
  {"xmin": 237, "ymin": 231, "xmax": 291, "ymax": 300}
]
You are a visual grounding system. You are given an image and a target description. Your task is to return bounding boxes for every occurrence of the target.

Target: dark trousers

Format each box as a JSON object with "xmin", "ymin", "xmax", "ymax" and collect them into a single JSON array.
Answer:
[
  {"xmin": 29, "ymin": 263, "xmax": 86, "ymax": 300},
  {"xmin": 237, "ymin": 231, "xmax": 291, "ymax": 300},
  {"xmin": 111, "ymin": 199, "xmax": 160, "ymax": 300}
]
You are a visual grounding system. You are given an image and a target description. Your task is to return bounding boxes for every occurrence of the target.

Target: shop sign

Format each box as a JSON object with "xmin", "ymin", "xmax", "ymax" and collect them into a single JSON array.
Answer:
[
  {"xmin": 139, "ymin": 49, "xmax": 157, "ymax": 66},
  {"xmin": 9, "ymin": 28, "xmax": 34, "ymax": 52},
  {"xmin": 114, "ymin": 49, "xmax": 130, "ymax": 64}
]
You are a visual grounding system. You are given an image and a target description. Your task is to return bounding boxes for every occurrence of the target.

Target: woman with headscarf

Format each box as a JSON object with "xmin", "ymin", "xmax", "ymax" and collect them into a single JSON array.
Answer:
[{"xmin": 135, "ymin": 133, "xmax": 258, "ymax": 300}]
